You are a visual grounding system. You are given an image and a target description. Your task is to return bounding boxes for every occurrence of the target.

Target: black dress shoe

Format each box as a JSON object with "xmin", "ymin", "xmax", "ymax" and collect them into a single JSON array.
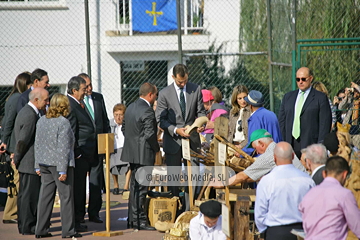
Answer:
[
  {"xmin": 22, "ymin": 232, "xmax": 35, "ymax": 235},
  {"xmin": 35, "ymin": 233, "xmax": 52, "ymax": 238},
  {"xmin": 75, "ymin": 224, "xmax": 88, "ymax": 232},
  {"xmin": 133, "ymin": 222, "xmax": 156, "ymax": 231},
  {"xmin": 62, "ymin": 233, "xmax": 82, "ymax": 238},
  {"xmin": 89, "ymin": 216, "xmax": 103, "ymax": 223},
  {"xmin": 3, "ymin": 219, "xmax": 17, "ymax": 224},
  {"xmin": 113, "ymin": 188, "xmax": 120, "ymax": 195}
]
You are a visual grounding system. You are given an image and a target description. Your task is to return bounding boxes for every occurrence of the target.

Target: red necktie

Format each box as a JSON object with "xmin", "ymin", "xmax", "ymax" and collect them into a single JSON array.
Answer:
[{"xmin": 80, "ymin": 102, "xmax": 85, "ymax": 109}]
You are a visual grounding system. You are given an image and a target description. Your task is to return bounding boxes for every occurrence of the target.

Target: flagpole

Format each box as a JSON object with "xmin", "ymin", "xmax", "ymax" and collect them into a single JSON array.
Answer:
[
  {"xmin": 176, "ymin": 0, "xmax": 183, "ymax": 64},
  {"xmin": 84, "ymin": 0, "xmax": 92, "ymax": 79}
]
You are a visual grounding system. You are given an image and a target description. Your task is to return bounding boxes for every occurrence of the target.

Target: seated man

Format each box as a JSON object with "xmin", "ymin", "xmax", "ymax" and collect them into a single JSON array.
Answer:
[
  {"xmin": 228, "ymin": 129, "xmax": 306, "ymax": 186},
  {"xmin": 299, "ymin": 156, "xmax": 360, "ymax": 240},
  {"xmin": 189, "ymin": 200, "xmax": 226, "ymax": 240},
  {"xmin": 255, "ymin": 142, "xmax": 315, "ymax": 240}
]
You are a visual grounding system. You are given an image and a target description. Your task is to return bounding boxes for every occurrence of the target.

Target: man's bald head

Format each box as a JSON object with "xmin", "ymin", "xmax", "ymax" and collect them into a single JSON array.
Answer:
[
  {"xmin": 29, "ymin": 87, "xmax": 49, "ymax": 111},
  {"xmin": 296, "ymin": 67, "xmax": 313, "ymax": 91},
  {"xmin": 297, "ymin": 67, "xmax": 311, "ymax": 76},
  {"xmin": 274, "ymin": 141, "xmax": 294, "ymax": 165}
]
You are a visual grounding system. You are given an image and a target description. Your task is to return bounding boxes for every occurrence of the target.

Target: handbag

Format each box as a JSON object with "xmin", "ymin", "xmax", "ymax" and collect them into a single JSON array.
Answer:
[{"xmin": 0, "ymin": 161, "xmax": 16, "ymax": 197}]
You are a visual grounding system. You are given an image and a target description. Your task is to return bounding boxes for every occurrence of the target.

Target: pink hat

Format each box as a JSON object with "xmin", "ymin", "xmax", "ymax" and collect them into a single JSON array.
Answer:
[{"xmin": 201, "ymin": 89, "xmax": 214, "ymax": 102}]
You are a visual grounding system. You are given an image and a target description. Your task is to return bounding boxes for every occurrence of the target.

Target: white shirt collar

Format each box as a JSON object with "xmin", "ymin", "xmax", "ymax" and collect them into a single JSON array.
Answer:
[
  {"xmin": 199, "ymin": 212, "xmax": 217, "ymax": 230},
  {"xmin": 140, "ymin": 97, "xmax": 151, "ymax": 107},
  {"xmin": 174, "ymin": 83, "xmax": 187, "ymax": 92},
  {"xmin": 28, "ymin": 101, "xmax": 40, "ymax": 115},
  {"xmin": 113, "ymin": 119, "xmax": 121, "ymax": 127},
  {"xmin": 67, "ymin": 94, "xmax": 81, "ymax": 104},
  {"xmin": 311, "ymin": 164, "xmax": 325, "ymax": 178},
  {"xmin": 298, "ymin": 86, "xmax": 312, "ymax": 94}
]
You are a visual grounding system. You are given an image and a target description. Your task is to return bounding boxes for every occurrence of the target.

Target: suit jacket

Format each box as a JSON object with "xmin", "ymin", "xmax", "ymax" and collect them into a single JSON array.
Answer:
[
  {"xmin": 17, "ymin": 88, "xmax": 31, "ymax": 113},
  {"xmin": 312, "ymin": 165, "xmax": 325, "ymax": 185},
  {"xmin": 1, "ymin": 92, "xmax": 21, "ymax": 153},
  {"xmin": 278, "ymin": 87, "xmax": 331, "ymax": 149},
  {"xmin": 155, "ymin": 82, "xmax": 206, "ymax": 154},
  {"xmin": 121, "ymin": 98, "xmax": 159, "ymax": 166},
  {"xmin": 34, "ymin": 116, "xmax": 75, "ymax": 173},
  {"xmin": 13, "ymin": 104, "xmax": 39, "ymax": 175},
  {"xmin": 85, "ymin": 92, "xmax": 110, "ymax": 135},
  {"xmin": 67, "ymin": 95, "xmax": 97, "ymax": 161}
]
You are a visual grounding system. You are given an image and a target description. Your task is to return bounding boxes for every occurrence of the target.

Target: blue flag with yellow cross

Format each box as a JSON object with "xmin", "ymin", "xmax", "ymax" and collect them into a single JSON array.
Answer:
[{"xmin": 132, "ymin": 0, "xmax": 177, "ymax": 32}]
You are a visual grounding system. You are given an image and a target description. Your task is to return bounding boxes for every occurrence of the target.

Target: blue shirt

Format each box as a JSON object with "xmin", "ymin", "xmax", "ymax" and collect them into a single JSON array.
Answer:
[
  {"xmin": 255, "ymin": 164, "xmax": 315, "ymax": 233},
  {"xmin": 243, "ymin": 107, "xmax": 282, "ymax": 154}
]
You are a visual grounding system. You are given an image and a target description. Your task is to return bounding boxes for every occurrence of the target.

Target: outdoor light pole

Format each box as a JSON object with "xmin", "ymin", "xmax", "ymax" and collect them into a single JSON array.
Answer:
[{"xmin": 176, "ymin": 0, "xmax": 183, "ymax": 64}]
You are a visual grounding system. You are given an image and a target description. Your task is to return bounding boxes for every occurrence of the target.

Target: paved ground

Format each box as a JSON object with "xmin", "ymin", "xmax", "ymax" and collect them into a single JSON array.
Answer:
[{"xmin": 0, "ymin": 172, "xmax": 165, "ymax": 240}]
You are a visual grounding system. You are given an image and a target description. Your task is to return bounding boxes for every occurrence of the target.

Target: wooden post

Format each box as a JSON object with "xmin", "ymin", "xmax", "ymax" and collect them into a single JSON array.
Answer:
[
  {"xmin": 93, "ymin": 133, "xmax": 123, "ymax": 237},
  {"xmin": 234, "ymin": 196, "xmax": 251, "ymax": 240},
  {"xmin": 214, "ymin": 117, "xmax": 232, "ymax": 239},
  {"xmin": 187, "ymin": 160, "xmax": 194, "ymax": 209}
]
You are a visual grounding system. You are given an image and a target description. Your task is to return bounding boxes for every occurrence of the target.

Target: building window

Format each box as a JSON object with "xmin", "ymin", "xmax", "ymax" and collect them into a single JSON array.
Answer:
[{"xmin": 121, "ymin": 60, "xmax": 168, "ymax": 106}]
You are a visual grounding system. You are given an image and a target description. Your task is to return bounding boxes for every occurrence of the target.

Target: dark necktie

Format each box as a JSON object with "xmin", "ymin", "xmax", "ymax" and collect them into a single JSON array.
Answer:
[{"xmin": 179, "ymin": 88, "xmax": 186, "ymax": 120}]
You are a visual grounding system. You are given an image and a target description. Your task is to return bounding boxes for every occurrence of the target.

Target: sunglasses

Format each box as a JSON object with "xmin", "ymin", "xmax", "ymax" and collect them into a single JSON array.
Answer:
[
  {"xmin": 296, "ymin": 77, "xmax": 309, "ymax": 82},
  {"xmin": 237, "ymin": 120, "xmax": 242, "ymax": 132}
]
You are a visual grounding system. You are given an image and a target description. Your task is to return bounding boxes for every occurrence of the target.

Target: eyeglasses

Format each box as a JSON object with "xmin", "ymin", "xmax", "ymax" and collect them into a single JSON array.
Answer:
[
  {"xmin": 296, "ymin": 77, "xmax": 309, "ymax": 82},
  {"xmin": 237, "ymin": 120, "xmax": 242, "ymax": 132}
]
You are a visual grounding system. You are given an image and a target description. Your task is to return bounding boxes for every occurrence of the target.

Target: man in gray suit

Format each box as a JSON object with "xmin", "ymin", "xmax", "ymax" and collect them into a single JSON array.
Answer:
[
  {"xmin": 13, "ymin": 88, "xmax": 49, "ymax": 235},
  {"xmin": 304, "ymin": 143, "xmax": 327, "ymax": 185},
  {"xmin": 121, "ymin": 82, "xmax": 159, "ymax": 230},
  {"xmin": 155, "ymin": 64, "xmax": 206, "ymax": 207}
]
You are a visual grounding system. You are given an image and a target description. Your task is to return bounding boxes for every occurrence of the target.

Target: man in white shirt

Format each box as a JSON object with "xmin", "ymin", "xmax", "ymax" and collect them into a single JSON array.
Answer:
[
  {"xmin": 255, "ymin": 141, "xmax": 315, "ymax": 240},
  {"xmin": 189, "ymin": 200, "xmax": 226, "ymax": 240}
]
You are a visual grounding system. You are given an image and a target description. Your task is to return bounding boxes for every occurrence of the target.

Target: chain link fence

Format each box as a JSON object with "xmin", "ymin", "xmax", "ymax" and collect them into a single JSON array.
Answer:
[{"xmin": 0, "ymin": 0, "xmax": 359, "ymax": 125}]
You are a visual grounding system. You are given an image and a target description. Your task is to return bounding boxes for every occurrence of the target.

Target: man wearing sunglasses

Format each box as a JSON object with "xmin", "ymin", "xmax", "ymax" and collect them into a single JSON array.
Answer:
[{"xmin": 278, "ymin": 67, "xmax": 331, "ymax": 159}]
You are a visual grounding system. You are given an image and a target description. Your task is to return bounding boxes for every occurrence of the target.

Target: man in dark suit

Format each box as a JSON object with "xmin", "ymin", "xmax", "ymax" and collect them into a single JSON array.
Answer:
[
  {"xmin": 66, "ymin": 76, "xmax": 96, "ymax": 232},
  {"xmin": 13, "ymin": 88, "xmax": 49, "ymax": 235},
  {"xmin": 304, "ymin": 143, "xmax": 327, "ymax": 185},
  {"xmin": 78, "ymin": 73, "xmax": 110, "ymax": 223},
  {"xmin": 155, "ymin": 64, "xmax": 206, "ymax": 208},
  {"xmin": 17, "ymin": 68, "xmax": 50, "ymax": 113},
  {"xmin": 278, "ymin": 67, "xmax": 332, "ymax": 158},
  {"xmin": 121, "ymin": 82, "xmax": 159, "ymax": 230}
]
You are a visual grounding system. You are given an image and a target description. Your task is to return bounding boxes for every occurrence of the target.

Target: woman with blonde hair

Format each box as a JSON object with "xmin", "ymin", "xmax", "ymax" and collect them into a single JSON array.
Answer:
[
  {"xmin": 34, "ymin": 93, "xmax": 80, "ymax": 238},
  {"xmin": 227, "ymin": 85, "xmax": 251, "ymax": 148},
  {"xmin": 312, "ymin": 81, "xmax": 337, "ymax": 129}
]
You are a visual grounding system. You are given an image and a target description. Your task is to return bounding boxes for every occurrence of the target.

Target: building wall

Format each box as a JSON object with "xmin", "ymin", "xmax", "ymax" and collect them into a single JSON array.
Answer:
[{"xmin": 0, "ymin": 0, "xmax": 239, "ymax": 117}]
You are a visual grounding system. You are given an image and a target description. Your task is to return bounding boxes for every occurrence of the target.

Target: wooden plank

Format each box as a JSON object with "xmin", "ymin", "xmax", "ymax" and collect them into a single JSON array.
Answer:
[{"xmin": 92, "ymin": 231, "xmax": 123, "ymax": 237}]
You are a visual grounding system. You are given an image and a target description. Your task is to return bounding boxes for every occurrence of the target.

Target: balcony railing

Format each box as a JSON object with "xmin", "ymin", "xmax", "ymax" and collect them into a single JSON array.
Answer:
[{"xmin": 114, "ymin": 0, "xmax": 204, "ymax": 36}]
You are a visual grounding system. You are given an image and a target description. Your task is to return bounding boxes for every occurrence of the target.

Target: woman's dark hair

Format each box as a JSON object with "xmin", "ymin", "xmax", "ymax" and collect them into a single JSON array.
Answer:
[{"xmin": 7, "ymin": 72, "xmax": 31, "ymax": 101}]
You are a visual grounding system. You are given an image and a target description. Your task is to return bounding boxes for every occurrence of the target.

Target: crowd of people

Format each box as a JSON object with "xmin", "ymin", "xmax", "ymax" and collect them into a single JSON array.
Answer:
[{"xmin": 0, "ymin": 64, "xmax": 360, "ymax": 240}]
